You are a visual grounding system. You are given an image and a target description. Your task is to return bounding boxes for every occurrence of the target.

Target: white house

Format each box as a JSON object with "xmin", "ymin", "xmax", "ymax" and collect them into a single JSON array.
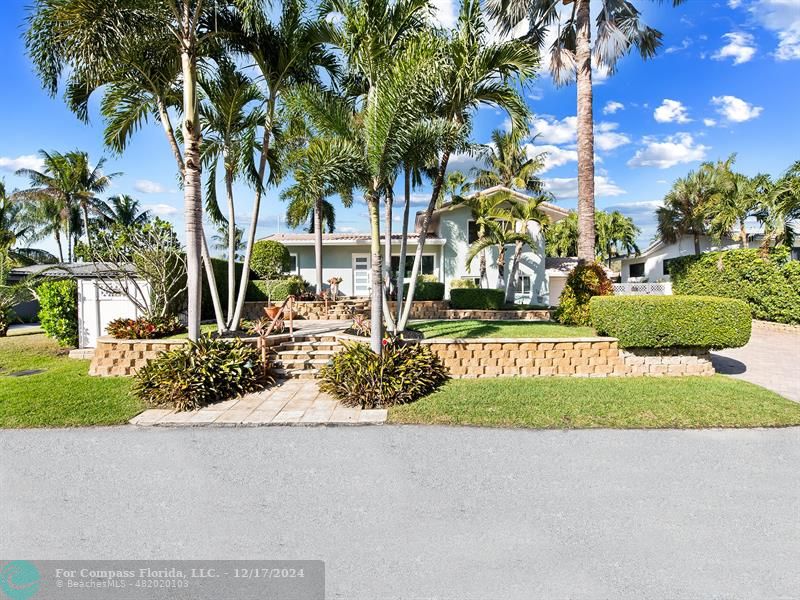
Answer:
[{"xmin": 261, "ymin": 185, "xmax": 570, "ymax": 305}]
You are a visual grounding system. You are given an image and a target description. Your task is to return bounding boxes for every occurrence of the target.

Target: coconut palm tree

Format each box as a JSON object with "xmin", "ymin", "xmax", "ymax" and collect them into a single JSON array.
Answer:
[
  {"xmin": 465, "ymin": 219, "xmax": 536, "ymax": 293},
  {"xmin": 545, "ymin": 212, "xmax": 578, "ymax": 258},
  {"xmin": 95, "ymin": 195, "xmax": 152, "ymax": 227},
  {"xmin": 211, "ymin": 223, "xmax": 245, "ymax": 261},
  {"xmin": 471, "ymin": 129, "xmax": 546, "ymax": 194},
  {"xmin": 397, "ymin": 0, "xmax": 538, "ymax": 331},
  {"xmin": 758, "ymin": 161, "xmax": 800, "ymax": 249},
  {"xmin": 595, "ymin": 210, "xmax": 640, "ymax": 266},
  {"xmin": 489, "ymin": 0, "xmax": 683, "ymax": 263},
  {"xmin": 456, "ymin": 191, "xmax": 514, "ymax": 287},
  {"xmin": 657, "ymin": 169, "xmax": 715, "ymax": 256},
  {"xmin": 0, "ymin": 182, "xmax": 33, "ymax": 252},
  {"xmin": 503, "ymin": 196, "xmax": 551, "ymax": 302}
]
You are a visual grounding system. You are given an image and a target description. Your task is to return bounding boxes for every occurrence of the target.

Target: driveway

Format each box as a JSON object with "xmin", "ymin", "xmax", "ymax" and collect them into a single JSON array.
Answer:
[
  {"xmin": 2, "ymin": 426, "xmax": 799, "ymax": 599},
  {"xmin": 713, "ymin": 323, "xmax": 800, "ymax": 402}
]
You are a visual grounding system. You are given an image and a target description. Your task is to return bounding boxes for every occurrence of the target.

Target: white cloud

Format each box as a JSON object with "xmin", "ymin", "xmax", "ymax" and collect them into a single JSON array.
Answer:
[
  {"xmin": 594, "ymin": 122, "xmax": 631, "ymax": 151},
  {"xmin": 653, "ymin": 99, "xmax": 692, "ymax": 124},
  {"xmin": 446, "ymin": 152, "xmax": 482, "ymax": 174},
  {"xmin": 665, "ymin": 38, "xmax": 692, "ymax": 54},
  {"xmin": 527, "ymin": 87, "xmax": 544, "ymax": 101},
  {"xmin": 143, "ymin": 203, "xmax": 178, "ymax": 216},
  {"xmin": 775, "ymin": 25, "xmax": 800, "ymax": 60},
  {"xmin": 0, "ymin": 154, "xmax": 45, "ymax": 173},
  {"xmin": 525, "ymin": 144, "xmax": 577, "ymax": 173},
  {"xmin": 602, "ymin": 101, "xmax": 624, "ymax": 115},
  {"xmin": 703, "ymin": 118, "xmax": 717, "ymax": 127},
  {"xmin": 627, "ymin": 133, "xmax": 710, "ymax": 169},
  {"xmin": 544, "ymin": 175, "xmax": 625, "ymax": 199},
  {"xmin": 728, "ymin": 0, "xmax": 742, "ymax": 7},
  {"xmin": 749, "ymin": 0, "xmax": 800, "ymax": 61},
  {"xmin": 604, "ymin": 200, "xmax": 663, "ymax": 219},
  {"xmin": 529, "ymin": 115, "xmax": 577, "ymax": 145},
  {"xmin": 712, "ymin": 32, "xmax": 757, "ymax": 64},
  {"xmin": 409, "ymin": 192, "xmax": 433, "ymax": 206},
  {"xmin": 337, "ymin": 225, "xmax": 358, "ymax": 233},
  {"xmin": 134, "ymin": 179, "xmax": 168, "ymax": 194},
  {"xmin": 711, "ymin": 95, "xmax": 763, "ymax": 122},
  {"xmin": 431, "ymin": 0, "xmax": 456, "ymax": 28}
]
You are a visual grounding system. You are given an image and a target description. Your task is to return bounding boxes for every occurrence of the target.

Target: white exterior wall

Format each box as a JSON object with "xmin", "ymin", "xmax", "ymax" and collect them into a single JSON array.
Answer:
[
  {"xmin": 621, "ymin": 237, "xmax": 743, "ymax": 282},
  {"xmin": 77, "ymin": 278, "xmax": 150, "ymax": 348}
]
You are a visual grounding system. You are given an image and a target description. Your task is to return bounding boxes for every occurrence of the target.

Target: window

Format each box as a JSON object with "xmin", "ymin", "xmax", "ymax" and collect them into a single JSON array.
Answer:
[
  {"xmin": 287, "ymin": 253, "xmax": 298, "ymax": 274},
  {"xmin": 629, "ymin": 262, "xmax": 645, "ymax": 278},
  {"xmin": 468, "ymin": 221, "xmax": 479, "ymax": 245},
  {"xmin": 662, "ymin": 258, "xmax": 678, "ymax": 276},
  {"xmin": 390, "ymin": 255, "xmax": 435, "ymax": 278},
  {"xmin": 792, "ymin": 248, "xmax": 800, "ymax": 261},
  {"xmin": 514, "ymin": 276, "xmax": 531, "ymax": 294}
]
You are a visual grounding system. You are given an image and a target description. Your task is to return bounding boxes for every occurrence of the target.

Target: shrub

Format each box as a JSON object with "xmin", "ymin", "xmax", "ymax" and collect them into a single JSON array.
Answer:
[
  {"xmin": 134, "ymin": 336, "xmax": 272, "ymax": 411},
  {"xmin": 250, "ymin": 240, "xmax": 290, "ymax": 279},
  {"xmin": 202, "ymin": 257, "xmax": 250, "ymax": 319},
  {"xmin": 450, "ymin": 278, "xmax": 477, "ymax": 289},
  {"xmin": 554, "ymin": 263, "xmax": 613, "ymax": 326},
  {"xmin": 38, "ymin": 279, "xmax": 78, "ymax": 347},
  {"xmin": 449, "ymin": 288, "xmax": 505, "ymax": 310},
  {"xmin": 319, "ymin": 340, "xmax": 449, "ymax": 409},
  {"xmin": 669, "ymin": 248, "xmax": 800, "ymax": 324},
  {"xmin": 248, "ymin": 276, "xmax": 306, "ymax": 302},
  {"xmin": 590, "ymin": 295, "xmax": 751, "ymax": 349},
  {"xmin": 346, "ymin": 314, "xmax": 371, "ymax": 337},
  {"xmin": 106, "ymin": 316, "xmax": 185, "ymax": 339},
  {"xmin": 403, "ymin": 279, "xmax": 445, "ymax": 301}
]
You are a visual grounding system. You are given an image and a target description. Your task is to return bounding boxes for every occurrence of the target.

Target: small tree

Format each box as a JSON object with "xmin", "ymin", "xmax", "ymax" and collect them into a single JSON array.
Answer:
[
  {"xmin": 250, "ymin": 240, "xmax": 291, "ymax": 280},
  {"xmin": 554, "ymin": 263, "xmax": 613, "ymax": 326}
]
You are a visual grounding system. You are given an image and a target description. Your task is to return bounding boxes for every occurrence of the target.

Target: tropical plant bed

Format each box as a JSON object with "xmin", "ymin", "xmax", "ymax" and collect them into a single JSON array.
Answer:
[
  {"xmin": 0, "ymin": 329, "xmax": 140, "ymax": 428},
  {"xmin": 410, "ymin": 320, "xmax": 595, "ymax": 339},
  {"xmin": 388, "ymin": 376, "xmax": 800, "ymax": 429}
]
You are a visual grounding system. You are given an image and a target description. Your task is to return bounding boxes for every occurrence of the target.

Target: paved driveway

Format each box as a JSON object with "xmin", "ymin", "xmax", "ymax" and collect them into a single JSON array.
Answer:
[
  {"xmin": 713, "ymin": 324, "xmax": 800, "ymax": 402},
  {"xmin": 2, "ymin": 426, "xmax": 799, "ymax": 599}
]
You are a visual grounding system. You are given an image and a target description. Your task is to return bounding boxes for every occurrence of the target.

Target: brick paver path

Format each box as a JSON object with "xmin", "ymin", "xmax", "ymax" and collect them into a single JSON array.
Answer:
[
  {"xmin": 130, "ymin": 380, "xmax": 387, "ymax": 426},
  {"xmin": 712, "ymin": 323, "xmax": 800, "ymax": 402}
]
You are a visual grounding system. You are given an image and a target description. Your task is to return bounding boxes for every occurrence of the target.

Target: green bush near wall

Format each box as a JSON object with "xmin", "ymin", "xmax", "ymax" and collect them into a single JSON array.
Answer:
[
  {"xmin": 37, "ymin": 279, "xmax": 78, "ymax": 347},
  {"xmin": 402, "ymin": 281, "xmax": 445, "ymax": 301},
  {"xmin": 248, "ymin": 277, "xmax": 305, "ymax": 302},
  {"xmin": 201, "ymin": 258, "xmax": 249, "ymax": 319},
  {"xmin": 590, "ymin": 295, "xmax": 751, "ymax": 349},
  {"xmin": 668, "ymin": 248, "xmax": 800, "ymax": 324},
  {"xmin": 449, "ymin": 288, "xmax": 505, "ymax": 310}
]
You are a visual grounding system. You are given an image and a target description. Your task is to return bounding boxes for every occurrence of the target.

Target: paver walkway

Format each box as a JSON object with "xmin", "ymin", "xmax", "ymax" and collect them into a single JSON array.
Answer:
[
  {"xmin": 712, "ymin": 322, "xmax": 800, "ymax": 402},
  {"xmin": 130, "ymin": 380, "xmax": 387, "ymax": 426}
]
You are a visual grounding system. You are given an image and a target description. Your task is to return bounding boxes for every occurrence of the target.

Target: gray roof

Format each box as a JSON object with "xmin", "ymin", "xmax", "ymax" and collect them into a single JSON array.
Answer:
[
  {"xmin": 9, "ymin": 262, "xmax": 137, "ymax": 279},
  {"xmin": 262, "ymin": 232, "xmax": 445, "ymax": 245}
]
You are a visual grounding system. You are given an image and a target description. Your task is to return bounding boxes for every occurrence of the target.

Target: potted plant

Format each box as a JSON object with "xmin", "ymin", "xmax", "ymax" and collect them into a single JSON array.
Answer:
[
  {"xmin": 328, "ymin": 276, "xmax": 343, "ymax": 299},
  {"xmin": 264, "ymin": 288, "xmax": 281, "ymax": 319}
]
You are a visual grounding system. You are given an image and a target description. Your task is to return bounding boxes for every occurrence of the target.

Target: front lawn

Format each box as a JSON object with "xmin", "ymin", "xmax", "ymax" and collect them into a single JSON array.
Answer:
[
  {"xmin": 0, "ymin": 329, "xmax": 140, "ymax": 428},
  {"xmin": 410, "ymin": 319, "xmax": 595, "ymax": 339},
  {"xmin": 389, "ymin": 376, "xmax": 800, "ymax": 429}
]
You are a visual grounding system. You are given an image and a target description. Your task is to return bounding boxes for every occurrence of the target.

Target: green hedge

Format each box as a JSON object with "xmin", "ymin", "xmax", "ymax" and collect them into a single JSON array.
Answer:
[
  {"xmin": 248, "ymin": 277, "xmax": 305, "ymax": 302},
  {"xmin": 669, "ymin": 248, "xmax": 800, "ymax": 324},
  {"xmin": 37, "ymin": 279, "xmax": 78, "ymax": 347},
  {"xmin": 402, "ymin": 281, "xmax": 445, "ymax": 301},
  {"xmin": 449, "ymin": 288, "xmax": 505, "ymax": 310},
  {"xmin": 201, "ymin": 258, "xmax": 249, "ymax": 319},
  {"xmin": 590, "ymin": 295, "xmax": 751, "ymax": 349}
]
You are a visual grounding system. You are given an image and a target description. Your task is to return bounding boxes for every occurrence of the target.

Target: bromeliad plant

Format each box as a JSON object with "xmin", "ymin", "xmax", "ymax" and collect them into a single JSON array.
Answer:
[
  {"xmin": 134, "ymin": 336, "xmax": 272, "ymax": 412},
  {"xmin": 106, "ymin": 316, "xmax": 185, "ymax": 340},
  {"xmin": 319, "ymin": 339, "xmax": 449, "ymax": 409}
]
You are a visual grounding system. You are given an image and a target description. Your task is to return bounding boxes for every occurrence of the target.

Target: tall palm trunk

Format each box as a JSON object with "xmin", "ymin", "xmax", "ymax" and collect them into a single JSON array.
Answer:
[
  {"xmin": 575, "ymin": 0, "xmax": 596, "ymax": 264},
  {"xmin": 181, "ymin": 48, "xmax": 203, "ymax": 341},
  {"xmin": 382, "ymin": 187, "xmax": 397, "ymax": 332},
  {"xmin": 479, "ymin": 226, "xmax": 487, "ymax": 287},
  {"xmin": 201, "ymin": 230, "xmax": 226, "ymax": 332},
  {"xmin": 693, "ymin": 232, "xmax": 701, "ymax": 255},
  {"xmin": 398, "ymin": 149, "xmax": 451, "ymax": 331},
  {"xmin": 496, "ymin": 244, "xmax": 506, "ymax": 290},
  {"xmin": 740, "ymin": 219, "xmax": 748, "ymax": 249},
  {"xmin": 224, "ymin": 166, "xmax": 236, "ymax": 325},
  {"xmin": 81, "ymin": 203, "xmax": 92, "ymax": 254},
  {"xmin": 367, "ymin": 191, "xmax": 383, "ymax": 353},
  {"xmin": 54, "ymin": 229, "xmax": 64, "ymax": 263},
  {"xmin": 395, "ymin": 167, "xmax": 411, "ymax": 323},
  {"xmin": 314, "ymin": 195, "xmax": 323, "ymax": 294},
  {"xmin": 505, "ymin": 240, "xmax": 523, "ymax": 303}
]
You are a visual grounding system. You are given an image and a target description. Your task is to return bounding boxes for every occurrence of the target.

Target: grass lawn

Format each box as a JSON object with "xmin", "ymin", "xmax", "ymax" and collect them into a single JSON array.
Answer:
[
  {"xmin": 411, "ymin": 319, "xmax": 596, "ymax": 339},
  {"xmin": 0, "ymin": 328, "xmax": 141, "ymax": 428},
  {"xmin": 389, "ymin": 376, "xmax": 800, "ymax": 429},
  {"xmin": 166, "ymin": 322, "xmax": 220, "ymax": 339}
]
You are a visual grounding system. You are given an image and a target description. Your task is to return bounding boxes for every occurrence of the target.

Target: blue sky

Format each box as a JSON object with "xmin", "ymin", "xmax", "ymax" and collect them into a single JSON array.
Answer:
[{"xmin": 1, "ymin": 0, "xmax": 799, "ymax": 256}]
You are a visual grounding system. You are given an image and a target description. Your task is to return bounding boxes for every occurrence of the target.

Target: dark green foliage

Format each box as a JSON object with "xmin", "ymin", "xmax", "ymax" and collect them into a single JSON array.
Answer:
[
  {"xmin": 319, "ymin": 340, "xmax": 449, "ymax": 409},
  {"xmin": 248, "ymin": 276, "xmax": 306, "ymax": 302},
  {"xmin": 590, "ymin": 295, "xmax": 751, "ymax": 349},
  {"xmin": 250, "ymin": 240, "xmax": 291, "ymax": 279},
  {"xmin": 106, "ymin": 316, "xmax": 185, "ymax": 339},
  {"xmin": 449, "ymin": 288, "xmax": 505, "ymax": 309},
  {"xmin": 403, "ymin": 280, "xmax": 445, "ymax": 301},
  {"xmin": 37, "ymin": 279, "xmax": 78, "ymax": 347},
  {"xmin": 202, "ymin": 258, "xmax": 249, "ymax": 319},
  {"xmin": 450, "ymin": 278, "xmax": 477, "ymax": 289},
  {"xmin": 554, "ymin": 263, "xmax": 613, "ymax": 326},
  {"xmin": 134, "ymin": 337, "xmax": 272, "ymax": 412},
  {"xmin": 669, "ymin": 248, "xmax": 800, "ymax": 324}
]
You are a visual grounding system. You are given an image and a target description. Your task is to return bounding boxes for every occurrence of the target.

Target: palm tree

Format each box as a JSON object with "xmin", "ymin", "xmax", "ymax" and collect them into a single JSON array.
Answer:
[
  {"xmin": 211, "ymin": 223, "xmax": 245, "ymax": 261},
  {"xmin": 281, "ymin": 137, "xmax": 360, "ymax": 294},
  {"xmin": 545, "ymin": 212, "xmax": 578, "ymax": 258},
  {"xmin": 70, "ymin": 152, "xmax": 119, "ymax": 250},
  {"xmin": 657, "ymin": 169, "xmax": 715, "ymax": 256},
  {"xmin": 471, "ymin": 129, "xmax": 546, "ymax": 194},
  {"xmin": 489, "ymin": 0, "xmax": 683, "ymax": 263},
  {"xmin": 456, "ymin": 191, "xmax": 514, "ymax": 287},
  {"xmin": 95, "ymin": 195, "xmax": 151, "ymax": 227},
  {"xmin": 503, "ymin": 197, "xmax": 550, "ymax": 302},
  {"xmin": 398, "ymin": 0, "xmax": 538, "ymax": 331},
  {"xmin": 758, "ymin": 161, "xmax": 800, "ymax": 249},
  {"xmin": 199, "ymin": 62, "xmax": 263, "ymax": 324},
  {"xmin": 0, "ymin": 182, "xmax": 33, "ymax": 252},
  {"xmin": 465, "ymin": 219, "xmax": 536, "ymax": 293},
  {"xmin": 444, "ymin": 171, "xmax": 470, "ymax": 205},
  {"xmin": 595, "ymin": 210, "xmax": 640, "ymax": 266}
]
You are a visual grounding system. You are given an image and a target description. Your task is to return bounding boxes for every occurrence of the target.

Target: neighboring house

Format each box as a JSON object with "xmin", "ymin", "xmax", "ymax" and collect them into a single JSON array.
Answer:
[{"xmin": 262, "ymin": 185, "xmax": 570, "ymax": 304}]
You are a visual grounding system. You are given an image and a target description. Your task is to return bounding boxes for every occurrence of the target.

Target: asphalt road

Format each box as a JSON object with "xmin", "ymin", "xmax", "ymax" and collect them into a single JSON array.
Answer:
[{"xmin": 2, "ymin": 425, "xmax": 799, "ymax": 599}]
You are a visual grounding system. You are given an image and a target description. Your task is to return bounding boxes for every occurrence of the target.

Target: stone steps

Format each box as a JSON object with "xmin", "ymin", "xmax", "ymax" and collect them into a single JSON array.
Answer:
[{"xmin": 268, "ymin": 334, "xmax": 342, "ymax": 380}]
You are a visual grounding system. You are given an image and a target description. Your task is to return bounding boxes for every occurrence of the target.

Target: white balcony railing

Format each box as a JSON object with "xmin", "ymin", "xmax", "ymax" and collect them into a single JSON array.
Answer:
[{"xmin": 612, "ymin": 282, "xmax": 673, "ymax": 296}]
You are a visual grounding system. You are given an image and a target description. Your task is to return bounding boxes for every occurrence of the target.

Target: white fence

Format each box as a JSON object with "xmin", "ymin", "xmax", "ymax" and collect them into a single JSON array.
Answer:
[{"xmin": 612, "ymin": 282, "xmax": 673, "ymax": 296}]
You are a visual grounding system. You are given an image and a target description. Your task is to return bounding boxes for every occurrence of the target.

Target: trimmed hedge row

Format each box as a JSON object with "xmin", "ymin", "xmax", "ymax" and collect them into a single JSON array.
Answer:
[
  {"xmin": 402, "ymin": 281, "xmax": 445, "ymax": 301},
  {"xmin": 248, "ymin": 277, "xmax": 305, "ymax": 302},
  {"xmin": 668, "ymin": 248, "xmax": 800, "ymax": 324},
  {"xmin": 449, "ymin": 288, "xmax": 505, "ymax": 310},
  {"xmin": 590, "ymin": 295, "xmax": 751, "ymax": 349}
]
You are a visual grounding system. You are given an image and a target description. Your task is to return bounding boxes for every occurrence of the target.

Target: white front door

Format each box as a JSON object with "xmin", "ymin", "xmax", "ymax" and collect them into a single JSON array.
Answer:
[{"xmin": 352, "ymin": 254, "xmax": 371, "ymax": 296}]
